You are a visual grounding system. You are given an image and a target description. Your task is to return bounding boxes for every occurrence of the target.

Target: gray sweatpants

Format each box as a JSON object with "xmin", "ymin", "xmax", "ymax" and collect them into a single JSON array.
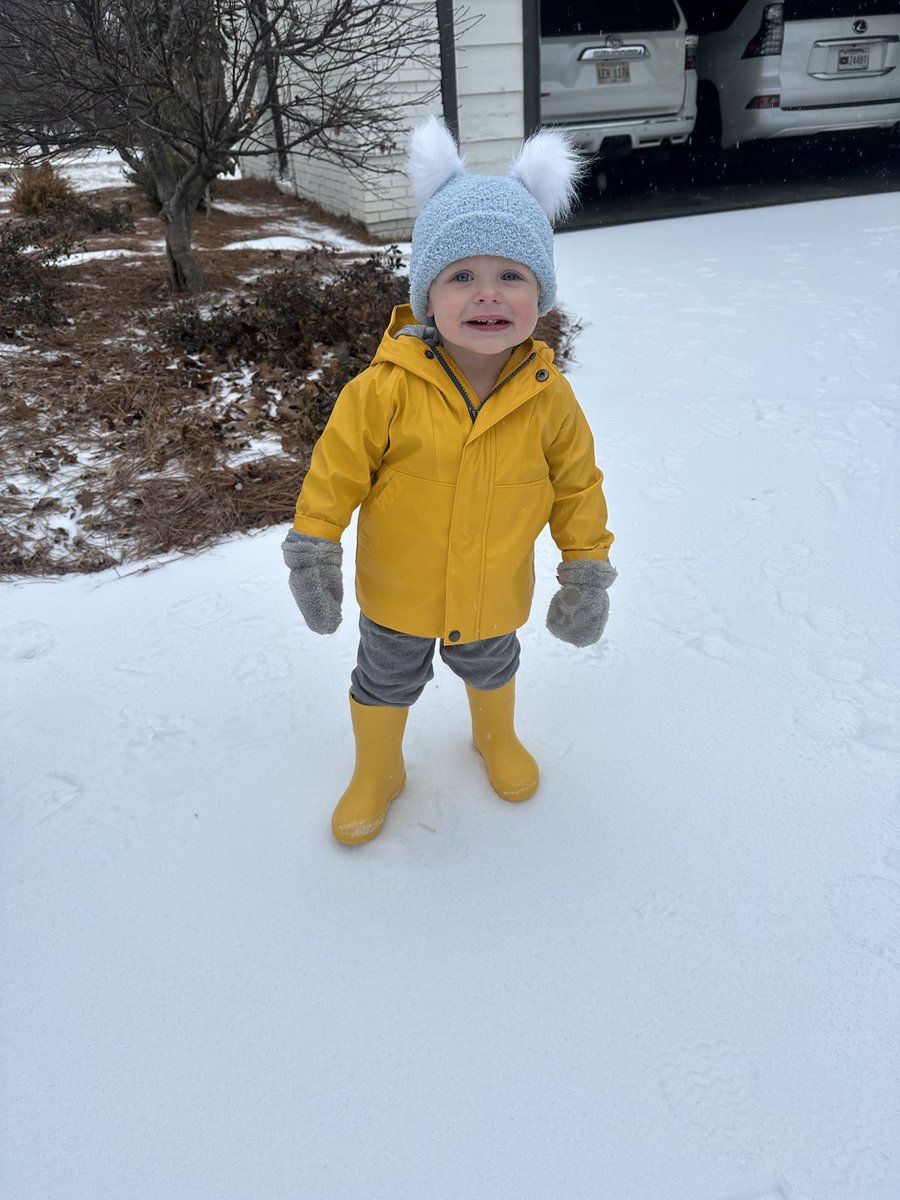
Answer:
[{"xmin": 351, "ymin": 614, "xmax": 520, "ymax": 707}]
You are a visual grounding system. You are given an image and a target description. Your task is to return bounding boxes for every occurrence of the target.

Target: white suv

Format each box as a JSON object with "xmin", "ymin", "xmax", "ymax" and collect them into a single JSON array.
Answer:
[
  {"xmin": 681, "ymin": 1, "xmax": 900, "ymax": 150},
  {"xmin": 539, "ymin": 1, "xmax": 698, "ymax": 165}
]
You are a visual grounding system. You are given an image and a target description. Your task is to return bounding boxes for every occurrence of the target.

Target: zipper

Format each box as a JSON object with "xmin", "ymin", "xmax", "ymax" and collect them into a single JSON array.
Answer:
[
  {"xmin": 433, "ymin": 348, "xmax": 479, "ymax": 422},
  {"xmin": 433, "ymin": 348, "xmax": 539, "ymax": 424}
]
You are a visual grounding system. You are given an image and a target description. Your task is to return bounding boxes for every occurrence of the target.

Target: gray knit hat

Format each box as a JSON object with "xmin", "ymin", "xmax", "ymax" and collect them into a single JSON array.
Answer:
[{"xmin": 406, "ymin": 118, "xmax": 583, "ymax": 323}]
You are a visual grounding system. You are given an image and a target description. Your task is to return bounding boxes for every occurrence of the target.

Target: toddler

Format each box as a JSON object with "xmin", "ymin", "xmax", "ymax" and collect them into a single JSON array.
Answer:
[{"xmin": 283, "ymin": 117, "xmax": 616, "ymax": 845}]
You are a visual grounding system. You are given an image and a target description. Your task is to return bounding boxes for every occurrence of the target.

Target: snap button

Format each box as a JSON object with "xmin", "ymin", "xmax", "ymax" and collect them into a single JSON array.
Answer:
[
  {"xmin": 535, "ymin": 368, "xmax": 550, "ymax": 382},
  {"xmin": 424, "ymin": 349, "xmax": 435, "ymax": 359},
  {"xmin": 448, "ymin": 630, "xmax": 461, "ymax": 643}
]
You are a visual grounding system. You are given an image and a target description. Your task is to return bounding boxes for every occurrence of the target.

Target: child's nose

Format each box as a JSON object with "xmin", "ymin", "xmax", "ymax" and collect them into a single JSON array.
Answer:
[{"xmin": 474, "ymin": 282, "xmax": 501, "ymax": 302}]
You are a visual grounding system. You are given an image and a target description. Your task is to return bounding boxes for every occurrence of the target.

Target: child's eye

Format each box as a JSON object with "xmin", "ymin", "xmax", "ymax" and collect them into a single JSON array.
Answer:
[
  {"xmin": 501, "ymin": 270, "xmax": 524, "ymax": 281},
  {"xmin": 451, "ymin": 270, "xmax": 474, "ymax": 282}
]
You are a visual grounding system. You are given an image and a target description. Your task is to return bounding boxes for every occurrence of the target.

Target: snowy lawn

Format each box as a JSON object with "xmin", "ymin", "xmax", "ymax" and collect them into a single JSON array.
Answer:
[{"xmin": 2, "ymin": 194, "xmax": 899, "ymax": 1200}]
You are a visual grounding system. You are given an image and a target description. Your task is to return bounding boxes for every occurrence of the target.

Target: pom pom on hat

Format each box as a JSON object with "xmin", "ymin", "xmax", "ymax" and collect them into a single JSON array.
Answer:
[
  {"xmin": 406, "ymin": 119, "xmax": 584, "ymax": 323},
  {"xmin": 509, "ymin": 127, "xmax": 585, "ymax": 223},
  {"xmin": 407, "ymin": 115, "xmax": 467, "ymax": 207}
]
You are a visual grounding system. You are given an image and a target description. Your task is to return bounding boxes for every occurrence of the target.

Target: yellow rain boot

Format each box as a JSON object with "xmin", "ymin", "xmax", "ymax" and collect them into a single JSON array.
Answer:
[
  {"xmin": 332, "ymin": 694, "xmax": 409, "ymax": 845},
  {"xmin": 466, "ymin": 678, "xmax": 539, "ymax": 802}
]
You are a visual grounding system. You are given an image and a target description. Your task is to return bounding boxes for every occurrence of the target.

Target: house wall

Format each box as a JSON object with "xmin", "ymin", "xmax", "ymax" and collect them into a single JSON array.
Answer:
[
  {"xmin": 455, "ymin": 2, "xmax": 525, "ymax": 171},
  {"xmin": 241, "ymin": 1, "xmax": 526, "ymax": 240}
]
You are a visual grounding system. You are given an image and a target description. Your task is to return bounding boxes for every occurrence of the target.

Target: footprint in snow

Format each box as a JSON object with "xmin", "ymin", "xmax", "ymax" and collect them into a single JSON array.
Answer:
[
  {"xmin": 705, "ymin": 354, "xmax": 754, "ymax": 380},
  {"xmin": 781, "ymin": 1094, "xmax": 899, "ymax": 1198},
  {"xmin": 165, "ymin": 592, "xmax": 231, "ymax": 629},
  {"xmin": 5, "ymin": 773, "xmax": 135, "ymax": 877},
  {"xmin": 704, "ymin": 416, "xmax": 742, "ymax": 438},
  {"xmin": 0, "ymin": 621, "xmax": 55, "ymax": 661},
  {"xmin": 774, "ymin": 588, "xmax": 811, "ymax": 617},
  {"xmin": 793, "ymin": 695, "xmax": 863, "ymax": 745},
  {"xmin": 808, "ymin": 653, "xmax": 869, "ymax": 685},
  {"xmin": 643, "ymin": 478, "xmax": 685, "ymax": 503},
  {"xmin": 233, "ymin": 645, "xmax": 294, "ymax": 685},
  {"xmin": 806, "ymin": 604, "xmax": 878, "ymax": 655},
  {"xmin": 658, "ymin": 1039, "xmax": 762, "ymax": 1151},
  {"xmin": 3, "ymin": 771, "xmax": 84, "ymax": 830},
  {"xmin": 761, "ymin": 544, "xmax": 813, "ymax": 584},
  {"xmin": 117, "ymin": 710, "xmax": 197, "ymax": 753}
]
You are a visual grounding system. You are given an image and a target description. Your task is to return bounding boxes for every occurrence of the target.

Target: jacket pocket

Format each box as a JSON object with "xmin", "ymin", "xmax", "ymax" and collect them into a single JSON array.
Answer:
[
  {"xmin": 488, "ymin": 474, "xmax": 554, "ymax": 549},
  {"xmin": 367, "ymin": 468, "xmax": 395, "ymax": 506},
  {"xmin": 356, "ymin": 471, "xmax": 456, "ymax": 625},
  {"xmin": 483, "ymin": 474, "xmax": 554, "ymax": 619}
]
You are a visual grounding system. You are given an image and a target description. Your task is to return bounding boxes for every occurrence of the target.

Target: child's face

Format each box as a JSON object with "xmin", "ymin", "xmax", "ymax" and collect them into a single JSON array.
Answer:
[{"xmin": 426, "ymin": 256, "xmax": 540, "ymax": 363}]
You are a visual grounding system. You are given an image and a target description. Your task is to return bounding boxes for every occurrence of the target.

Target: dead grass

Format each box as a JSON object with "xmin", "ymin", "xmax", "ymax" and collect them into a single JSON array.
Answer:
[{"xmin": 0, "ymin": 176, "xmax": 582, "ymax": 577}]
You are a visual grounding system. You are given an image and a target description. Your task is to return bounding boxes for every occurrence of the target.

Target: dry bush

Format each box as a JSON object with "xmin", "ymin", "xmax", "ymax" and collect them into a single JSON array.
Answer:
[
  {"xmin": 11, "ymin": 163, "xmax": 79, "ymax": 217},
  {"xmin": 12, "ymin": 162, "xmax": 133, "ymax": 232},
  {"xmin": 535, "ymin": 308, "xmax": 584, "ymax": 371},
  {"xmin": 157, "ymin": 248, "xmax": 409, "ymax": 376}
]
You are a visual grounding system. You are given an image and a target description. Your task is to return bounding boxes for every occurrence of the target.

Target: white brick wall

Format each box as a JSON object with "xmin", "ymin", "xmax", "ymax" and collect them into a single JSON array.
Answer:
[{"xmin": 241, "ymin": 2, "xmax": 526, "ymax": 240}]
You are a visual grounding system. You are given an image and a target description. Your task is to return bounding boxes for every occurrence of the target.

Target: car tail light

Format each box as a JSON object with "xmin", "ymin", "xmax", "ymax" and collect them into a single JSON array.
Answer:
[
  {"xmin": 685, "ymin": 32, "xmax": 698, "ymax": 70},
  {"xmin": 742, "ymin": 3, "xmax": 784, "ymax": 58},
  {"xmin": 746, "ymin": 94, "xmax": 781, "ymax": 109}
]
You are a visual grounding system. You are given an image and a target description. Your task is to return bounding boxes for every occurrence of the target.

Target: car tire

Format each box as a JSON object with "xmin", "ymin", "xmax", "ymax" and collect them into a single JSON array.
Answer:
[{"xmin": 690, "ymin": 84, "xmax": 725, "ymax": 179}]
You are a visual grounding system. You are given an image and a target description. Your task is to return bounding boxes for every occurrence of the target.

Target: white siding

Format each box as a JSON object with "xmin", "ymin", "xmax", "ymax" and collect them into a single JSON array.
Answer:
[
  {"xmin": 241, "ymin": 2, "xmax": 526, "ymax": 239},
  {"xmin": 456, "ymin": 1, "xmax": 525, "ymax": 172}
]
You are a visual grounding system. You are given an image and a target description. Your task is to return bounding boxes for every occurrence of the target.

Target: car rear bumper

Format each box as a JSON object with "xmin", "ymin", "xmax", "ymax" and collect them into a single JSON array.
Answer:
[
  {"xmin": 544, "ymin": 110, "xmax": 698, "ymax": 157},
  {"xmin": 723, "ymin": 99, "xmax": 900, "ymax": 147}
]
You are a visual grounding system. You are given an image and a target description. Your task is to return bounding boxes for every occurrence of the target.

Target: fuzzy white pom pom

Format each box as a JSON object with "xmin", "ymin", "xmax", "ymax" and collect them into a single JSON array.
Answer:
[
  {"xmin": 508, "ymin": 127, "xmax": 585, "ymax": 222},
  {"xmin": 406, "ymin": 116, "xmax": 467, "ymax": 209}
]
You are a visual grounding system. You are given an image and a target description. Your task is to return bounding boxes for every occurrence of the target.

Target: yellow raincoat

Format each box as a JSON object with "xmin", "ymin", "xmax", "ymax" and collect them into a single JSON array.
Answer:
[{"xmin": 293, "ymin": 304, "xmax": 613, "ymax": 645}]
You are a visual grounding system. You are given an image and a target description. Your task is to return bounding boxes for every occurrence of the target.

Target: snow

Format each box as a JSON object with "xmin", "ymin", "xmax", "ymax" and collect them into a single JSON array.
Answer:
[
  {"xmin": 3, "ymin": 194, "xmax": 900, "ymax": 1200},
  {"xmin": 59, "ymin": 248, "xmax": 151, "ymax": 265},
  {"xmin": 0, "ymin": 149, "xmax": 131, "ymax": 200},
  {"xmin": 220, "ymin": 229, "xmax": 382, "ymax": 254}
]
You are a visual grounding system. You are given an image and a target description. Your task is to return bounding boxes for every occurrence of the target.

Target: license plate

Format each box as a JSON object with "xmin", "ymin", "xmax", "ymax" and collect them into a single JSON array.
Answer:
[
  {"xmin": 596, "ymin": 61, "xmax": 630, "ymax": 84},
  {"xmin": 838, "ymin": 47, "xmax": 869, "ymax": 71}
]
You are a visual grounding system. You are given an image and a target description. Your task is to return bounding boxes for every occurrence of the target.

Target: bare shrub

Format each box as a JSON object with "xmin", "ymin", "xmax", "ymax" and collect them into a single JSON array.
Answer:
[
  {"xmin": 11, "ymin": 163, "xmax": 79, "ymax": 217},
  {"xmin": 72, "ymin": 199, "xmax": 135, "ymax": 234}
]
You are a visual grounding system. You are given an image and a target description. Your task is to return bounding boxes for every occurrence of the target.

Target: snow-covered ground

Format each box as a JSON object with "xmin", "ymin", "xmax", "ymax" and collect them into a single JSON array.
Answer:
[{"xmin": 2, "ymin": 194, "xmax": 899, "ymax": 1200}]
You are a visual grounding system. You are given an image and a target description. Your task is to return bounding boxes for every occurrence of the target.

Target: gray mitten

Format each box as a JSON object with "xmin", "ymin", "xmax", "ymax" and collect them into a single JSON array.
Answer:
[
  {"xmin": 281, "ymin": 531, "xmax": 343, "ymax": 635},
  {"xmin": 546, "ymin": 559, "xmax": 617, "ymax": 647}
]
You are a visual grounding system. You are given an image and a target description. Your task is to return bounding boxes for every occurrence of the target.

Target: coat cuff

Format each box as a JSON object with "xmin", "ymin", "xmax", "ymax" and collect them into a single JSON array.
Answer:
[
  {"xmin": 293, "ymin": 516, "xmax": 343, "ymax": 541},
  {"xmin": 560, "ymin": 548, "xmax": 610, "ymax": 562}
]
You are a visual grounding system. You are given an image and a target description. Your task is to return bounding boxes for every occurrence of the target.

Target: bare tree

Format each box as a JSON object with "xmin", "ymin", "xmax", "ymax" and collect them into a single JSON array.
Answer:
[{"xmin": 0, "ymin": 0, "xmax": 437, "ymax": 291}]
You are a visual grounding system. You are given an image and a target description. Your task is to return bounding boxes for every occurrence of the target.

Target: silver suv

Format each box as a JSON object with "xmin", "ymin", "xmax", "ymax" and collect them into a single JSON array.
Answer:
[
  {"xmin": 681, "ymin": 1, "xmax": 900, "ymax": 150},
  {"xmin": 539, "ymin": 1, "xmax": 698, "ymax": 166}
]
